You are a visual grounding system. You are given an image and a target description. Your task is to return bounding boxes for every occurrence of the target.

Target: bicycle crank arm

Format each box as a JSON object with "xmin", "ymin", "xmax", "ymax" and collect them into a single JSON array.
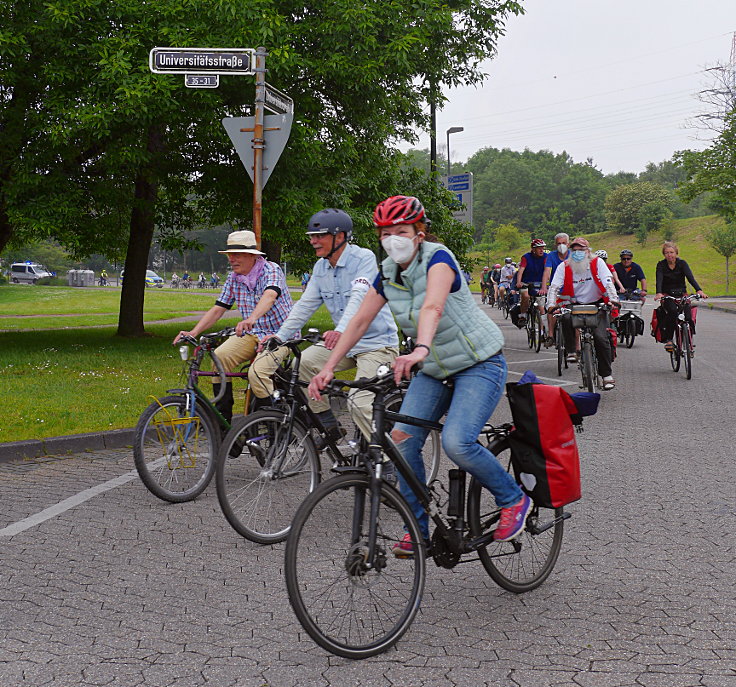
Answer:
[{"xmin": 527, "ymin": 511, "xmax": 571, "ymax": 535}]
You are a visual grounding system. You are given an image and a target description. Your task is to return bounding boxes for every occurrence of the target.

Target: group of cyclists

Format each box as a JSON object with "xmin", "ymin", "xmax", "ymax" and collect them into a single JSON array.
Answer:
[
  {"xmin": 170, "ymin": 271, "xmax": 220, "ymax": 289},
  {"xmin": 478, "ymin": 234, "xmax": 707, "ymax": 390},
  {"xmin": 171, "ymin": 203, "xmax": 708, "ymax": 556}
]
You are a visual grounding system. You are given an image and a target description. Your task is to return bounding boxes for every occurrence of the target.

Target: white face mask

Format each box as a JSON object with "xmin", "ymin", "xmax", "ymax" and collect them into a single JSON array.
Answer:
[
  {"xmin": 381, "ymin": 234, "xmax": 417, "ymax": 264},
  {"xmin": 557, "ymin": 243, "xmax": 568, "ymax": 254}
]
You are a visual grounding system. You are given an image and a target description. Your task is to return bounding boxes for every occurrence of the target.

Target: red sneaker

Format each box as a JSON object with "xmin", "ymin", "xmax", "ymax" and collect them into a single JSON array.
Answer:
[
  {"xmin": 494, "ymin": 494, "xmax": 532, "ymax": 542},
  {"xmin": 392, "ymin": 533, "xmax": 416, "ymax": 559}
]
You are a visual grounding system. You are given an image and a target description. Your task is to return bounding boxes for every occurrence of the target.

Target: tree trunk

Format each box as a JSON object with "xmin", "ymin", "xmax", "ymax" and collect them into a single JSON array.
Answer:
[
  {"xmin": 262, "ymin": 237, "xmax": 281, "ymax": 263},
  {"xmin": 116, "ymin": 126, "xmax": 162, "ymax": 337}
]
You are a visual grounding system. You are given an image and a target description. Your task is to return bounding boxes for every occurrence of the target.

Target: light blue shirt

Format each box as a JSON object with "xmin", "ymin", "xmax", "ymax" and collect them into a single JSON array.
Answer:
[{"xmin": 276, "ymin": 243, "xmax": 399, "ymax": 355}]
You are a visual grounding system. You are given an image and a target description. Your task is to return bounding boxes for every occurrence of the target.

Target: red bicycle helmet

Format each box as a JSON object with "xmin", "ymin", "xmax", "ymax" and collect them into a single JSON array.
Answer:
[
  {"xmin": 373, "ymin": 195, "xmax": 426, "ymax": 227},
  {"xmin": 531, "ymin": 238, "xmax": 546, "ymax": 248}
]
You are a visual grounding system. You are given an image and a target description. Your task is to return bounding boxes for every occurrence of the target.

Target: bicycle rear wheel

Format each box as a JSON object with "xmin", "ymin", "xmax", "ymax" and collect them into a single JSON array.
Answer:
[
  {"xmin": 216, "ymin": 409, "xmax": 320, "ymax": 544},
  {"xmin": 467, "ymin": 437, "xmax": 564, "ymax": 593},
  {"xmin": 285, "ymin": 473, "xmax": 426, "ymax": 659},
  {"xmin": 134, "ymin": 395, "xmax": 219, "ymax": 502},
  {"xmin": 682, "ymin": 322, "xmax": 693, "ymax": 380},
  {"xmin": 526, "ymin": 311, "xmax": 535, "ymax": 349},
  {"xmin": 626, "ymin": 318, "xmax": 636, "ymax": 348}
]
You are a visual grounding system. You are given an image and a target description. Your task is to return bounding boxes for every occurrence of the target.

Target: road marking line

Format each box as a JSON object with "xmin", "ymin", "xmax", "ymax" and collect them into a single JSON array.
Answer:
[
  {"xmin": 0, "ymin": 468, "xmax": 141, "ymax": 537},
  {"xmin": 508, "ymin": 357, "xmax": 557, "ymax": 364}
]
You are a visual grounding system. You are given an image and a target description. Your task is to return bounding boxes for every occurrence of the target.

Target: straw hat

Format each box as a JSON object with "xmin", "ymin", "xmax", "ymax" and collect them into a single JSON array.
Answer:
[{"xmin": 218, "ymin": 230, "xmax": 265, "ymax": 255}]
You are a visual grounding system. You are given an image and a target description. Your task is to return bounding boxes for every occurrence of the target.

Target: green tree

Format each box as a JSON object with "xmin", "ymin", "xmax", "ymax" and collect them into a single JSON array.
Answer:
[
  {"xmin": 604, "ymin": 182, "xmax": 672, "ymax": 234},
  {"xmin": 706, "ymin": 223, "xmax": 736, "ymax": 293},
  {"xmin": 2, "ymin": 0, "xmax": 523, "ymax": 336},
  {"xmin": 675, "ymin": 111, "xmax": 736, "ymax": 224}
]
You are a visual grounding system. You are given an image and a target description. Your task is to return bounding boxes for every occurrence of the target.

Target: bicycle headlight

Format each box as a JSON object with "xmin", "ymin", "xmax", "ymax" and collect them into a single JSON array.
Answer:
[{"xmin": 179, "ymin": 345, "xmax": 190, "ymax": 361}]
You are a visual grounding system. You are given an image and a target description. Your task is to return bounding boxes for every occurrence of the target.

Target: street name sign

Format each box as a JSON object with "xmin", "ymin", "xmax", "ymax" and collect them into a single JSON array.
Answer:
[
  {"xmin": 185, "ymin": 74, "xmax": 219, "ymax": 89},
  {"xmin": 264, "ymin": 82, "xmax": 294, "ymax": 114},
  {"xmin": 149, "ymin": 47, "xmax": 254, "ymax": 75}
]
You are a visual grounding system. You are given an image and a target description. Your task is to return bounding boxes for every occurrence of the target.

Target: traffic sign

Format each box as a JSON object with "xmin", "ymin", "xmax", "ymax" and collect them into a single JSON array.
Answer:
[
  {"xmin": 264, "ymin": 82, "xmax": 294, "ymax": 114},
  {"xmin": 440, "ymin": 172, "xmax": 473, "ymax": 226},
  {"xmin": 223, "ymin": 113, "xmax": 294, "ymax": 187},
  {"xmin": 149, "ymin": 47, "xmax": 254, "ymax": 75},
  {"xmin": 185, "ymin": 74, "xmax": 219, "ymax": 89}
]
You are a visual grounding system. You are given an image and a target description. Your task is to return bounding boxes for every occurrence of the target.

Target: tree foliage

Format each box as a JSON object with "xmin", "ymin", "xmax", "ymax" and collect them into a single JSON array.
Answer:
[
  {"xmin": 1, "ymin": 0, "xmax": 523, "ymax": 335},
  {"xmin": 676, "ymin": 111, "xmax": 736, "ymax": 225},
  {"xmin": 603, "ymin": 182, "xmax": 672, "ymax": 235},
  {"xmin": 706, "ymin": 223, "xmax": 736, "ymax": 293}
]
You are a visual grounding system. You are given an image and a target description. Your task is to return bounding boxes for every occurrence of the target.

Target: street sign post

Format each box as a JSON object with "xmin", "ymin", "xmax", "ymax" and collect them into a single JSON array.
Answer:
[
  {"xmin": 149, "ymin": 47, "xmax": 254, "ymax": 75},
  {"xmin": 185, "ymin": 74, "xmax": 219, "ymax": 89},
  {"xmin": 441, "ymin": 172, "xmax": 473, "ymax": 226},
  {"xmin": 149, "ymin": 46, "xmax": 293, "ymax": 247}
]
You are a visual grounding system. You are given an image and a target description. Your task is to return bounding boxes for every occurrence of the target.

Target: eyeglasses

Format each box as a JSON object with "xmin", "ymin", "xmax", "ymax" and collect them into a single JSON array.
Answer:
[{"xmin": 621, "ymin": 257, "xmax": 632, "ymax": 261}]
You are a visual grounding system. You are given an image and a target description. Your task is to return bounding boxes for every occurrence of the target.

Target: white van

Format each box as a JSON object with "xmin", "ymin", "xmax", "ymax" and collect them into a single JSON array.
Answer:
[{"xmin": 10, "ymin": 262, "xmax": 53, "ymax": 284}]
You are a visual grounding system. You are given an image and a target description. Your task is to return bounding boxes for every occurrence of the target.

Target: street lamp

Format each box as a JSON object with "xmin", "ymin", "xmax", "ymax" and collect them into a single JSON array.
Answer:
[{"xmin": 446, "ymin": 126, "xmax": 464, "ymax": 176}]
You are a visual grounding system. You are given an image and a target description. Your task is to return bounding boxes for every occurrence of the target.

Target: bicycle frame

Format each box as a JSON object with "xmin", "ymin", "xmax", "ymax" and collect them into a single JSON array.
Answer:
[{"xmin": 335, "ymin": 377, "xmax": 517, "ymax": 570}]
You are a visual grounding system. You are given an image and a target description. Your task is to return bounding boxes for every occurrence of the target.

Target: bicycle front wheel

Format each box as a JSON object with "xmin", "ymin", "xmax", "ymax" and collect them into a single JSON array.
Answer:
[
  {"xmin": 467, "ymin": 437, "xmax": 564, "ymax": 593},
  {"xmin": 682, "ymin": 322, "xmax": 693, "ymax": 379},
  {"xmin": 581, "ymin": 341, "xmax": 595, "ymax": 392},
  {"xmin": 555, "ymin": 325, "xmax": 566, "ymax": 376},
  {"xmin": 626, "ymin": 318, "xmax": 636, "ymax": 348},
  {"xmin": 285, "ymin": 473, "xmax": 426, "ymax": 659},
  {"xmin": 216, "ymin": 410, "xmax": 320, "ymax": 544},
  {"xmin": 534, "ymin": 311, "xmax": 544, "ymax": 353},
  {"xmin": 670, "ymin": 326, "xmax": 681, "ymax": 371},
  {"xmin": 134, "ymin": 395, "xmax": 219, "ymax": 502}
]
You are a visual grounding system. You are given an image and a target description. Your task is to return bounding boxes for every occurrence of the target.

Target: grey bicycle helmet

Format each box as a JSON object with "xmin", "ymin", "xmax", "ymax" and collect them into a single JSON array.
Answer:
[{"xmin": 306, "ymin": 209, "xmax": 353, "ymax": 241}]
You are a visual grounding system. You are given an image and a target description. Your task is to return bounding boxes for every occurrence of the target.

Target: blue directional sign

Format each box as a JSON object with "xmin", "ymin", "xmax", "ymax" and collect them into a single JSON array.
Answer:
[{"xmin": 440, "ymin": 172, "xmax": 473, "ymax": 226}]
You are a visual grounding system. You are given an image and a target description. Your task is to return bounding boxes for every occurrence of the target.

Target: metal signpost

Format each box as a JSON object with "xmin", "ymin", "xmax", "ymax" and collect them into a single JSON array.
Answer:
[
  {"xmin": 149, "ymin": 46, "xmax": 293, "ymax": 247},
  {"xmin": 441, "ymin": 172, "xmax": 473, "ymax": 226}
]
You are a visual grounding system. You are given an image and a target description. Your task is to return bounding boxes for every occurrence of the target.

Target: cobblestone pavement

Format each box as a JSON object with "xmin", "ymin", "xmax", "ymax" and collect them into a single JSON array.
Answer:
[{"xmin": 1, "ymin": 304, "xmax": 734, "ymax": 686}]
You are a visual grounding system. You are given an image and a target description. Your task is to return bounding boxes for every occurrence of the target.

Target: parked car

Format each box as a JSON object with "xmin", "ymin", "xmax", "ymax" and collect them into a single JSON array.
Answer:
[
  {"xmin": 120, "ymin": 269, "xmax": 165, "ymax": 288},
  {"xmin": 10, "ymin": 262, "xmax": 53, "ymax": 284}
]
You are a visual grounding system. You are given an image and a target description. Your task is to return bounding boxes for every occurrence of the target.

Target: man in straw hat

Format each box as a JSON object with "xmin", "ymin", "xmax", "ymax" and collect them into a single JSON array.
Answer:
[{"xmin": 173, "ymin": 229, "xmax": 293, "ymax": 421}]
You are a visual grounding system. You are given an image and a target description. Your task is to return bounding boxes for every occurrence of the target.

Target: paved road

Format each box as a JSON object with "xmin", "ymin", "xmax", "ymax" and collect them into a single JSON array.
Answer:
[{"xmin": 1, "ymin": 303, "xmax": 735, "ymax": 686}]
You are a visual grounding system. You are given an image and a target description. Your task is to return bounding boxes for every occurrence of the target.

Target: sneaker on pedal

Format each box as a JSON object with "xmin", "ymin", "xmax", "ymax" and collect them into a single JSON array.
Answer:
[
  {"xmin": 544, "ymin": 336, "xmax": 555, "ymax": 348},
  {"xmin": 392, "ymin": 532, "xmax": 417, "ymax": 558},
  {"xmin": 664, "ymin": 340, "xmax": 674, "ymax": 352},
  {"xmin": 493, "ymin": 493, "xmax": 532, "ymax": 542}
]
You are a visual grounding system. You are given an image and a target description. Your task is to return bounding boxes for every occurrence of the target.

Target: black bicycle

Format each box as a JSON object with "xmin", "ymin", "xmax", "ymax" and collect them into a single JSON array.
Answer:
[
  {"xmin": 615, "ymin": 289, "xmax": 644, "ymax": 349},
  {"xmin": 285, "ymin": 368, "xmax": 570, "ymax": 659},
  {"xmin": 133, "ymin": 327, "xmax": 251, "ymax": 502},
  {"xmin": 524, "ymin": 293, "xmax": 545, "ymax": 353},
  {"xmin": 661, "ymin": 294, "xmax": 700, "ymax": 380},
  {"xmin": 552, "ymin": 310, "xmax": 568, "ymax": 377},
  {"xmin": 215, "ymin": 332, "xmax": 441, "ymax": 544}
]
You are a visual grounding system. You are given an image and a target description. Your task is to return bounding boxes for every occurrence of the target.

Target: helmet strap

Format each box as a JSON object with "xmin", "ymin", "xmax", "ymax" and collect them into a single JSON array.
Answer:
[{"xmin": 324, "ymin": 234, "xmax": 347, "ymax": 260}]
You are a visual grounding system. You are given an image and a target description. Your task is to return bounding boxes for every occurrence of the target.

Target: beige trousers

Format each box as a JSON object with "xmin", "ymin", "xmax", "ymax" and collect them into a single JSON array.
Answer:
[
  {"xmin": 249, "ymin": 343, "xmax": 398, "ymax": 439},
  {"xmin": 213, "ymin": 334, "xmax": 259, "ymax": 378}
]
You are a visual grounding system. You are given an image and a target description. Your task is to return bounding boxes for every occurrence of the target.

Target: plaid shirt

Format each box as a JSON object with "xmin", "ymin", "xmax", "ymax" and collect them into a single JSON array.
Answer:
[{"xmin": 215, "ymin": 261, "xmax": 293, "ymax": 338}]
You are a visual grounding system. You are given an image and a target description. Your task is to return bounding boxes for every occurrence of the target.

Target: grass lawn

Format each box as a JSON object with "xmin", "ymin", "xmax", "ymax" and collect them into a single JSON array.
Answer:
[{"xmin": 0, "ymin": 288, "xmax": 333, "ymax": 442}]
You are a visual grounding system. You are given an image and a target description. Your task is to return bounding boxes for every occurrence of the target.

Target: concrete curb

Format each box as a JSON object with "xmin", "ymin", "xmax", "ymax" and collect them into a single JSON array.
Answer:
[{"xmin": 0, "ymin": 428, "xmax": 136, "ymax": 464}]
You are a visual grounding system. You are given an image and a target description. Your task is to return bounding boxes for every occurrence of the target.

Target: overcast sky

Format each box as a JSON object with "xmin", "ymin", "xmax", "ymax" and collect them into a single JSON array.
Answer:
[{"xmin": 403, "ymin": 0, "xmax": 736, "ymax": 175}]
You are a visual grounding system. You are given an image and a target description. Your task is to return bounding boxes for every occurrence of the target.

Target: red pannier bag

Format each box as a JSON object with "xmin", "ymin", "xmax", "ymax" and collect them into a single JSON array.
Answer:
[
  {"xmin": 651, "ymin": 309, "xmax": 662, "ymax": 341},
  {"xmin": 505, "ymin": 382, "xmax": 582, "ymax": 508}
]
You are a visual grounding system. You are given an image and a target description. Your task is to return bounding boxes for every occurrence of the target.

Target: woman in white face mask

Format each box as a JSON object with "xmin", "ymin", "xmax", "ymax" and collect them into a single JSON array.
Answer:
[{"xmin": 309, "ymin": 195, "xmax": 531, "ymax": 556}]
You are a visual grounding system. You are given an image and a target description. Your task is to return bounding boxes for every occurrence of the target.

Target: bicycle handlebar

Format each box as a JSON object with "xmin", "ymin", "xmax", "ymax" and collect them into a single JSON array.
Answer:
[{"xmin": 660, "ymin": 294, "xmax": 701, "ymax": 305}]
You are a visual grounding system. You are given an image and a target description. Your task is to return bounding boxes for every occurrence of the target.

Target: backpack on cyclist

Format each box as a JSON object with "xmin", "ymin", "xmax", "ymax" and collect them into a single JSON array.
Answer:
[{"xmin": 505, "ymin": 380, "xmax": 588, "ymax": 509}]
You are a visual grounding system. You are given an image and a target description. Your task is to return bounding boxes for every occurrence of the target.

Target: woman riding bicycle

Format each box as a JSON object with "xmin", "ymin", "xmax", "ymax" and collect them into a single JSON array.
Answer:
[
  {"xmin": 308, "ymin": 195, "xmax": 530, "ymax": 556},
  {"xmin": 654, "ymin": 241, "xmax": 707, "ymax": 351}
]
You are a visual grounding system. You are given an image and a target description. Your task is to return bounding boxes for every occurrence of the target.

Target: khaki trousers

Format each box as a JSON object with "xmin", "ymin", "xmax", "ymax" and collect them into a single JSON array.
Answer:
[
  {"xmin": 249, "ymin": 344, "xmax": 398, "ymax": 440},
  {"xmin": 213, "ymin": 334, "xmax": 259, "ymax": 378}
]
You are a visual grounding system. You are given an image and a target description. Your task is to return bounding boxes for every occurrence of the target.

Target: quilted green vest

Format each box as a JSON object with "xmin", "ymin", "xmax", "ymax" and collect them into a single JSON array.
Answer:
[{"xmin": 381, "ymin": 242, "xmax": 504, "ymax": 379}]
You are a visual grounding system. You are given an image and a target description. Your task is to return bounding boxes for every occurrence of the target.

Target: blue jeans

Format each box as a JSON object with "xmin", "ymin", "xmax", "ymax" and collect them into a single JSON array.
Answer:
[{"xmin": 393, "ymin": 353, "xmax": 522, "ymax": 539}]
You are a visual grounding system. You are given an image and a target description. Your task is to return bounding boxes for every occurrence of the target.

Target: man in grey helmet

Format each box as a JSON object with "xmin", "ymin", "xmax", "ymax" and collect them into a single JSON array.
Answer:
[{"xmin": 249, "ymin": 209, "xmax": 399, "ymax": 444}]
